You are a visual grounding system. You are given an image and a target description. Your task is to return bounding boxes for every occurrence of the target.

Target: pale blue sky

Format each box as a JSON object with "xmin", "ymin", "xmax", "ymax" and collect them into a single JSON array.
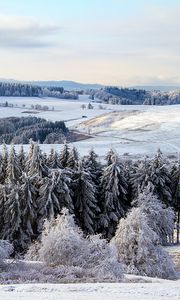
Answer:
[{"xmin": 0, "ymin": 0, "xmax": 179, "ymax": 85}]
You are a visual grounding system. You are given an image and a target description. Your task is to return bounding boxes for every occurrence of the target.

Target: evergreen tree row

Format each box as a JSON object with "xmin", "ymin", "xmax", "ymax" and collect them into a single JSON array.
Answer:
[
  {"xmin": 0, "ymin": 82, "xmax": 78, "ymax": 99},
  {"xmin": 0, "ymin": 142, "xmax": 179, "ymax": 252}
]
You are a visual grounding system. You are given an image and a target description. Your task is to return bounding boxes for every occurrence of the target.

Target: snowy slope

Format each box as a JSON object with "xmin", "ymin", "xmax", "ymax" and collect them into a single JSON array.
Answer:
[{"xmin": 0, "ymin": 96, "xmax": 180, "ymax": 156}]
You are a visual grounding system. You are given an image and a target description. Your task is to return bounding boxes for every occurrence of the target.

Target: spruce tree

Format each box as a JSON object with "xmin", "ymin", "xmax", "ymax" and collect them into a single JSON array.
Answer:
[
  {"xmin": 105, "ymin": 148, "xmax": 117, "ymax": 166},
  {"xmin": 72, "ymin": 162, "xmax": 100, "ymax": 234},
  {"xmin": 66, "ymin": 146, "xmax": 79, "ymax": 170},
  {"xmin": 18, "ymin": 145, "xmax": 26, "ymax": 172},
  {"xmin": 0, "ymin": 184, "xmax": 7, "ymax": 237},
  {"xmin": 47, "ymin": 148, "xmax": 61, "ymax": 169},
  {"xmin": 171, "ymin": 161, "xmax": 180, "ymax": 243},
  {"xmin": 0, "ymin": 142, "xmax": 8, "ymax": 183},
  {"xmin": 20, "ymin": 172, "xmax": 38, "ymax": 243},
  {"xmin": 27, "ymin": 142, "xmax": 48, "ymax": 177},
  {"xmin": 131, "ymin": 150, "xmax": 172, "ymax": 205},
  {"xmin": 99, "ymin": 152, "xmax": 129, "ymax": 238},
  {"xmin": 36, "ymin": 169, "xmax": 73, "ymax": 234},
  {"xmin": 59, "ymin": 141, "xmax": 70, "ymax": 168},
  {"xmin": 6, "ymin": 144, "xmax": 21, "ymax": 184},
  {"xmin": 3, "ymin": 184, "xmax": 25, "ymax": 251}
]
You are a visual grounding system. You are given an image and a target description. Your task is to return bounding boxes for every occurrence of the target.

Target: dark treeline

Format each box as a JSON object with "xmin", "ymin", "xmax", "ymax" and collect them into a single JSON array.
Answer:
[
  {"xmin": 0, "ymin": 82, "xmax": 78, "ymax": 99},
  {"xmin": 89, "ymin": 87, "xmax": 180, "ymax": 105},
  {"xmin": 0, "ymin": 143, "xmax": 179, "ymax": 252},
  {"xmin": 0, "ymin": 117, "xmax": 68, "ymax": 144}
]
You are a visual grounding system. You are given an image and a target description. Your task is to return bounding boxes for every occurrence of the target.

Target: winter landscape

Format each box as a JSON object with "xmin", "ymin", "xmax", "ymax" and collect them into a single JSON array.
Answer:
[{"xmin": 1, "ymin": 0, "xmax": 180, "ymax": 299}]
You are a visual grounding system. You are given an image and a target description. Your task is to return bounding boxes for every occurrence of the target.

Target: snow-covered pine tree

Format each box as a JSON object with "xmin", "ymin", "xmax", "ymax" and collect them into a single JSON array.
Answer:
[
  {"xmin": 18, "ymin": 145, "xmax": 26, "ymax": 172},
  {"xmin": 131, "ymin": 150, "xmax": 172, "ymax": 205},
  {"xmin": 112, "ymin": 207, "xmax": 176, "ymax": 279},
  {"xmin": 47, "ymin": 148, "xmax": 61, "ymax": 169},
  {"xmin": 83, "ymin": 148, "xmax": 102, "ymax": 177},
  {"xmin": 3, "ymin": 184, "xmax": 25, "ymax": 251},
  {"xmin": 83, "ymin": 149, "xmax": 102, "ymax": 210},
  {"xmin": 20, "ymin": 172, "xmax": 38, "ymax": 244},
  {"xmin": 0, "ymin": 142, "xmax": 8, "ymax": 183},
  {"xmin": 59, "ymin": 141, "xmax": 70, "ymax": 168},
  {"xmin": 99, "ymin": 152, "xmax": 129, "ymax": 238},
  {"xmin": 36, "ymin": 169, "xmax": 74, "ymax": 234},
  {"xmin": 130, "ymin": 157, "xmax": 150, "ymax": 198},
  {"xmin": 6, "ymin": 144, "xmax": 21, "ymax": 184},
  {"xmin": 171, "ymin": 161, "xmax": 180, "ymax": 243},
  {"xmin": 72, "ymin": 162, "xmax": 100, "ymax": 234},
  {"xmin": 27, "ymin": 142, "xmax": 48, "ymax": 177},
  {"xmin": 0, "ymin": 184, "xmax": 7, "ymax": 238},
  {"xmin": 25, "ymin": 139, "xmax": 35, "ymax": 173},
  {"xmin": 66, "ymin": 146, "xmax": 79, "ymax": 169},
  {"xmin": 105, "ymin": 148, "xmax": 117, "ymax": 166},
  {"xmin": 52, "ymin": 169, "xmax": 74, "ymax": 213},
  {"xmin": 134, "ymin": 185, "xmax": 175, "ymax": 245}
]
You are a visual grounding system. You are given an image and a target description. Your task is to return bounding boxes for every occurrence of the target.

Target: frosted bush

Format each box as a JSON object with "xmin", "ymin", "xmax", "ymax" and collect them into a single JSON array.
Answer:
[
  {"xmin": 34, "ymin": 208, "xmax": 123, "ymax": 281},
  {"xmin": 134, "ymin": 187, "xmax": 175, "ymax": 245},
  {"xmin": 112, "ymin": 208, "xmax": 176, "ymax": 279},
  {"xmin": 0, "ymin": 240, "xmax": 14, "ymax": 268}
]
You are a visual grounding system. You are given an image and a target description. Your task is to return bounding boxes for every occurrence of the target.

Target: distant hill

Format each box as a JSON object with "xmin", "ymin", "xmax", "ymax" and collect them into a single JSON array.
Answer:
[
  {"xmin": 133, "ymin": 86, "xmax": 180, "ymax": 92},
  {"xmin": 0, "ymin": 79, "xmax": 103, "ymax": 90},
  {"xmin": 30, "ymin": 80, "xmax": 104, "ymax": 90}
]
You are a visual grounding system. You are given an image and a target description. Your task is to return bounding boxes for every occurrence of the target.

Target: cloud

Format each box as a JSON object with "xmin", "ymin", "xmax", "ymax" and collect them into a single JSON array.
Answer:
[{"xmin": 0, "ymin": 15, "xmax": 60, "ymax": 48}]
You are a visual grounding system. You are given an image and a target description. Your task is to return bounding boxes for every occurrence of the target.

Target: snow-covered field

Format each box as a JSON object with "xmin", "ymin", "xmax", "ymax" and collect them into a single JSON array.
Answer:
[
  {"xmin": 1, "ymin": 95, "xmax": 180, "ymax": 157},
  {"xmin": 1, "ymin": 280, "xmax": 180, "ymax": 300}
]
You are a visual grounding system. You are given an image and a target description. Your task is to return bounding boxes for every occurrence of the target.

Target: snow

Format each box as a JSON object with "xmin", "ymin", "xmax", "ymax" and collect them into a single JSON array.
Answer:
[
  {"xmin": 0, "ymin": 96, "xmax": 180, "ymax": 157},
  {"xmin": 0, "ymin": 281, "xmax": 180, "ymax": 300}
]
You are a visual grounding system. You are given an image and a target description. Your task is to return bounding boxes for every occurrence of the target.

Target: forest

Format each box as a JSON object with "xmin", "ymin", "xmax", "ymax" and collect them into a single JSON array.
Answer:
[
  {"xmin": 0, "ymin": 117, "xmax": 68, "ymax": 144},
  {"xmin": 0, "ymin": 142, "xmax": 178, "ymax": 281},
  {"xmin": 0, "ymin": 143, "xmax": 179, "ymax": 251},
  {"xmin": 0, "ymin": 82, "xmax": 78, "ymax": 99},
  {"xmin": 89, "ymin": 87, "xmax": 180, "ymax": 105}
]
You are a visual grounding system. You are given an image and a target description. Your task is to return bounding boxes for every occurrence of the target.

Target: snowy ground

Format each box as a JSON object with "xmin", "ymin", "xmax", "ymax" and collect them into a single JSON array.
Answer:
[
  {"xmin": 1, "ymin": 96, "xmax": 180, "ymax": 157},
  {"xmin": 1, "ymin": 280, "xmax": 180, "ymax": 300}
]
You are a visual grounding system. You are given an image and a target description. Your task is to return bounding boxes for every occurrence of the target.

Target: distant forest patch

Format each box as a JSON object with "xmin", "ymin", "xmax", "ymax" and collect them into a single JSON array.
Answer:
[
  {"xmin": 0, "ymin": 82, "xmax": 78, "ymax": 99},
  {"xmin": 0, "ymin": 117, "xmax": 69, "ymax": 144}
]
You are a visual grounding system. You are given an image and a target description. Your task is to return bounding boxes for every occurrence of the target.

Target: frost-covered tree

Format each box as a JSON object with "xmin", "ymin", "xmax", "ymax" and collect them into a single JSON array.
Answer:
[
  {"xmin": 27, "ymin": 142, "xmax": 48, "ymax": 177},
  {"xmin": 20, "ymin": 172, "xmax": 38, "ymax": 244},
  {"xmin": 2, "ymin": 184, "xmax": 25, "ymax": 250},
  {"xmin": 0, "ymin": 184, "xmax": 7, "ymax": 236},
  {"xmin": 6, "ymin": 144, "xmax": 21, "ymax": 184},
  {"xmin": 83, "ymin": 149, "xmax": 102, "ymax": 180},
  {"xmin": 134, "ymin": 185, "xmax": 175, "ymax": 245},
  {"xmin": 66, "ymin": 146, "xmax": 79, "ymax": 169},
  {"xmin": 105, "ymin": 148, "xmax": 117, "ymax": 166},
  {"xmin": 47, "ymin": 148, "xmax": 61, "ymax": 169},
  {"xmin": 72, "ymin": 162, "xmax": 100, "ymax": 234},
  {"xmin": 36, "ymin": 169, "xmax": 73, "ymax": 234},
  {"xmin": 0, "ymin": 142, "xmax": 8, "ymax": 183},
  {"xmin": 59, "ymin": 142, "xmax": 70, "ymax": 168},
  {"xmin": 34, "ymin": 208, "xmax": 123, "ymax": 281},
  {"xmin": 171, "ymin": 161, "xmax": 180, "ymax": 243},
  {"xmin": 25, "ymin": 139, "xmax": 34, "ymax": 172},
  {"xmin": 83, "ymin": 149, "xmax": 102, "ymax": 201},
  {"xmin": 131, "ymin": 150, "xmax": 172, "ymax": 205},
  {"xmin": 18, "ymin": 145, "xmax": 26, "ymax": 172},
  {"xmin": 0, "ymin": 240, "xmax": 14, "ymax": 268},
  {"xmin": 99, "ymin": 153, "xmax": 129, "ymax": 238},
  {"xmin": 112, "ymin": 207, "xmax": 176, "ymax": 279}
]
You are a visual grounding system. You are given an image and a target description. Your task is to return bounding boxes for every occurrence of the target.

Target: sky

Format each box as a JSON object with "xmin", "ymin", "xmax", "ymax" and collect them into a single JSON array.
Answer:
[{"xmin": 0, "ymin": 0, "xmax": 180, "ymax": 86}]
